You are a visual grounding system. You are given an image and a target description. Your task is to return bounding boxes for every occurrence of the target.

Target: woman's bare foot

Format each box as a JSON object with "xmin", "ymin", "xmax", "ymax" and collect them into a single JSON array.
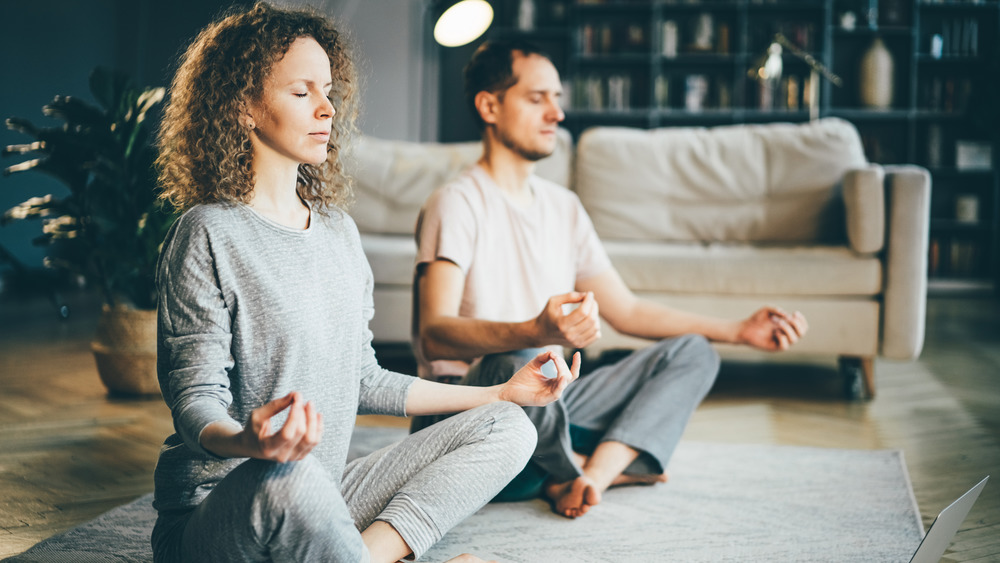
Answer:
[
  {"xmin": 544, "ymin": 475, "xmax": 601, "ymax": 518},
  {"xmin": 610, "ymin": 471, "xmax": 669, "ymax": 487}
]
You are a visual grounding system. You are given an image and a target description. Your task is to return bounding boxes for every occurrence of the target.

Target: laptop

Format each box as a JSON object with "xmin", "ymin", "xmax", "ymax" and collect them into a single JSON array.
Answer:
[{"xmin": 909, "ymin": 476, "xmax": 989, "ymax": 563}]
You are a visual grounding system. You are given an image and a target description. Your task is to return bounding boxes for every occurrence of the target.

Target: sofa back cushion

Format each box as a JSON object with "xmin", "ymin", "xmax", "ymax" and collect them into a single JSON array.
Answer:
[
  {"xmin": 345, "ymin": 129, "xmax": 573, "ymax": 235},
  {"xmin": 574, "ymin": 118, "xmax": 867, "ymax": 243}
]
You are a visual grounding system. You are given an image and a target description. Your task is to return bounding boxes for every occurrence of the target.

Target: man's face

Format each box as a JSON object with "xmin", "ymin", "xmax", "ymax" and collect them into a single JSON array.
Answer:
[{"xmin": 486, "ymin": 53, "xmax": 565, "ymax": 162}]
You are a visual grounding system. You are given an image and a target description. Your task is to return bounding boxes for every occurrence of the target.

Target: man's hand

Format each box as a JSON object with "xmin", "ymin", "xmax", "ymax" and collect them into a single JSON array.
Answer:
[
  {"xmin": 498, "ymin": 350, "xmax": 581, "ymax": 407},
  {"xmin": 532, "ymin": 291, "xmax": 601, "ymax": 348},
  {"xmin": 237, "ymin": 392, "xmax": 324, "ymax": 462},
  {"xmin": 737, "ymin": 306, "xmax": 808, "ymax": 351}
]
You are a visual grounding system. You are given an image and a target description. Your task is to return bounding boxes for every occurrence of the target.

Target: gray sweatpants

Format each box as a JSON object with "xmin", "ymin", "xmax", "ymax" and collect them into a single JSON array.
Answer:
[
  {"xmin": 151, "ymin": 401, "xmax": 536, "ymax": 563},
  {"xmin": 465, "ymin": 335, "xmax": 720, "ymax": 483}
]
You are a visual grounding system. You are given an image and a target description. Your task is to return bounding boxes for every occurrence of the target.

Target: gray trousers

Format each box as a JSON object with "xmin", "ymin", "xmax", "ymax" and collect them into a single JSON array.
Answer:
[
  {"xmin": 151, "ymin": 402, "xmax": 535, "ymax": 563},
  {"xmin": 465, "ymin": 335, "xmax": 719, "ymax": 483}
]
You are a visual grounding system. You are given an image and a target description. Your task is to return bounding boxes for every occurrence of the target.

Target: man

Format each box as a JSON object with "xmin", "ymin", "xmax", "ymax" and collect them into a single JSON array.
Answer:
[{"xmin": 412, "ymin": 39, "xmax": 808, "ymax": 519}]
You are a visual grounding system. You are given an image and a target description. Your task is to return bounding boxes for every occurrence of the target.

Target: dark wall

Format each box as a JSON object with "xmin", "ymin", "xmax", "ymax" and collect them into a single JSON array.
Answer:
[
  {"xmin": 438, "ymin": 39, "xmax": 485, "ymax": 143},
  {"xmin": 0, "ymin": 0, "xmax": 247, "ymax": 276}
]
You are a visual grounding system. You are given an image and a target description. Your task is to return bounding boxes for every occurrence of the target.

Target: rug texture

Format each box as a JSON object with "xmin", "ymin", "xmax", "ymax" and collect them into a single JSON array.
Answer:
[{"xmin": 5, "ymin": 427, "xmax": 924, "ymax": 562}]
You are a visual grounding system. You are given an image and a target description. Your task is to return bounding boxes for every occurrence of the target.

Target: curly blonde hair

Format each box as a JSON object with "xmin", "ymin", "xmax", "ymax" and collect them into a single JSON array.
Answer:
[{"xmin": 157, "ymin": 2, "xmax": 357, "ymax": 212}]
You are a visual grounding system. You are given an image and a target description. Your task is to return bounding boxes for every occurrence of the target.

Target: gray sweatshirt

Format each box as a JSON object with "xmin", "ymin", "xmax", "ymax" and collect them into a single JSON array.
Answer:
[{"xmin": 153, "ymin": 202, "xmax": 414, "ymax": 513}]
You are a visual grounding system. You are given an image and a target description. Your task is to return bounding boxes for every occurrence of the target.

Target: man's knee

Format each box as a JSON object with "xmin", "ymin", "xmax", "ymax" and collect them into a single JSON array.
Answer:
[
  {"xmin": 674, "ymin": 334, "xmax": 720, "ymax": 364},
  {"xmin": 472, "ymin": 348, "xmax": 545, "ymax": 386},
  {"xmin": 671, "ymin": 334, "xmax": 721, "ymax": 388}
]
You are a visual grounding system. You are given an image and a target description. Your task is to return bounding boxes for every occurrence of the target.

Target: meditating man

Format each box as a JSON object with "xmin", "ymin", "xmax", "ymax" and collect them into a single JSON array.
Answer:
[{"xmin": 412, "ymin": 39, "xmax": 810, "ymax": 519}]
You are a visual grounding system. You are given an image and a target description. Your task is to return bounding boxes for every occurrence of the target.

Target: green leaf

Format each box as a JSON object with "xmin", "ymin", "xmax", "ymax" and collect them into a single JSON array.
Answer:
[{"xmin": 3, "ymin": 66, "xmax": 172, "ymax": 309}]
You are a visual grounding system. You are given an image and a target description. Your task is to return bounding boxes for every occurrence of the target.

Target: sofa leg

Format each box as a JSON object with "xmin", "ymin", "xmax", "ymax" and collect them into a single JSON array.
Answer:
[{"xmin": 839, "ymin": 356, "xmax": 875, "ymax": 401}]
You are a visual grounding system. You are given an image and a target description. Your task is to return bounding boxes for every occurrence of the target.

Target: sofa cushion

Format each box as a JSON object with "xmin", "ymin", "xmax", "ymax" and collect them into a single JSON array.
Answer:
[
  {"xmin": 575, "ymin": 118, "xmax": 868, "ymax": 244},
  {"xmin": 346, "ymin": 129, "xmax": 573, "ymax": 235},
  {"xmin": 603, "ymin": 241, "xmax": 882, "ymax": 296},
  {"xmin": 361, "ymin": 234, "xmax": 417, "ymax": 286},
  {"xmin": 586, "ymin": 294, "xmax": 880, "ymax": 358}
]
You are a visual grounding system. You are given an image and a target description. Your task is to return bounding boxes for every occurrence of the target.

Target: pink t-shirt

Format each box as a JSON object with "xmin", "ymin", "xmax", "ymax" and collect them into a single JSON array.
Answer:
[{"xmin": 414, "ymin": 165, "xmax": 612, "ymax": 380}]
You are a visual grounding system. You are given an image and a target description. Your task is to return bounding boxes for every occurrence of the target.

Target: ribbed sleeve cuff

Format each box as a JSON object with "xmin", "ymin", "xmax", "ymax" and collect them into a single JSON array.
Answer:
[
  {"xmin": 358, "ymin": 370, "xmax": 415, "ymax": 417},
  {"xmin": 188, "ymin": 414, "xmax": 241, "ymax": 460},
  {"xmin": 376, "ymin": 493, "xmax": 441, "ymax": 560}
]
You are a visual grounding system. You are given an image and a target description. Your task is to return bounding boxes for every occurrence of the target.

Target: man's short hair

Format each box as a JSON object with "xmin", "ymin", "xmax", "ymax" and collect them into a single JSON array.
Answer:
[{"xmin": 463, "ymin": 39, "xmax": 550, "ymax": 130}]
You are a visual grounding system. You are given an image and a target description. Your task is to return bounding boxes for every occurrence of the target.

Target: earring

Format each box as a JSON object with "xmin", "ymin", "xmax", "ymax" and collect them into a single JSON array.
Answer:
[{"xmin": 247, "ymin": 120, "xmax": 256, "ymax": 130}]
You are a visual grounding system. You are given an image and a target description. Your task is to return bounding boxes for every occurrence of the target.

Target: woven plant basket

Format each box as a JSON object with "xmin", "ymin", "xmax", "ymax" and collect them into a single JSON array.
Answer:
[{"xmin": 91, "ymin": 305, "xmax": 159, "ymax": 396}]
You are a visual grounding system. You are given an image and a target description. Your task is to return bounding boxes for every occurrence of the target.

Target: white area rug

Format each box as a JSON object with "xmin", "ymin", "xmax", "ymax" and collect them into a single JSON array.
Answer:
[
  {"xmin": 356, "ymin": 427, "xmax": 926, "ymax": 562},
  {"xmin": 6, "ymin": 428, "xmax": 925, "ymax": 563}
]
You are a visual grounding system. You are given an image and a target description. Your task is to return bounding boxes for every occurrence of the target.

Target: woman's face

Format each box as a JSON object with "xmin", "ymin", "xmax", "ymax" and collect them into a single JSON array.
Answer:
[{"xmin": 248, "ymin": 36, "xmax": 335, "ymax": 168}]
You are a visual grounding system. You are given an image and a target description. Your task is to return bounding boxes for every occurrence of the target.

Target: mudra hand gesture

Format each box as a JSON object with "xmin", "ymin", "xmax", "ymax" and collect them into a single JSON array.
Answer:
[
  {"xmin": 498, "ymin": 350, "xmax": 581, "ymax": 407},
  {"xmin": 737, "ymin": 306, "xmax": 809, "ymax": 351}
]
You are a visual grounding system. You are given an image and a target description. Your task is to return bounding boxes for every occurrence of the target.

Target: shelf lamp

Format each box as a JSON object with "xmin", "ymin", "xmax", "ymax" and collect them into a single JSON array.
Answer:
[
  {"xmin": 433, "ymin": 0, "xmax": 493, "ymax": 47},
  {"xmin": 749, "ymin": 33, "xmax": 842, "ymax": 121}
]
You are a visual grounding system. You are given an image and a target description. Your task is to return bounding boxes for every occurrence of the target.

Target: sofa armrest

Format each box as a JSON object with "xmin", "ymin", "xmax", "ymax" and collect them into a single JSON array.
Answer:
[
  {"xmin": 881, "ymin": 165, "xmax": 931, "ymax": 360},
  {"xmin": 842, "ymin": 164, "xmax": 886, "ymax": 254}
]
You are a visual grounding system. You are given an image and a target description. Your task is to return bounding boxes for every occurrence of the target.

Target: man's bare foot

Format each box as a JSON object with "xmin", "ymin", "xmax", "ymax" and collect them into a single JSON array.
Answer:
[
  {"xmin": 544, "ymin": 475, "xmax": 601, "ymax": 518},
  {"xmin": 610, "ymin": 471, "xmax": 669, "ymax": 487},
  {"xmin": 445, "ymin": 555, "xmax": 497, "ymax": 563}
]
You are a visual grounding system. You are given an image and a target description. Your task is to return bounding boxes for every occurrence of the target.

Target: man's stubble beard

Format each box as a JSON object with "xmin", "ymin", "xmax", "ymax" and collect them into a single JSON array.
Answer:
[{"xmin": 494, "ymin": 125, "xmax": 553, "ymax": 162}]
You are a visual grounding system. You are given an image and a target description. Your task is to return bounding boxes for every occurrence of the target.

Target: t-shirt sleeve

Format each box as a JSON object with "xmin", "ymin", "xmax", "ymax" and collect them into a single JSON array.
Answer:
[
  {"xmin": 415, "ymin": 186, "xmax": 478, "ymax": 273},
  {"xmin": 156, "ymin": 213, "xmax": 240, "ymax": 459},
  {"xmin": 571, "ymin": 195, "xmax": 614, "ymax": 282}
]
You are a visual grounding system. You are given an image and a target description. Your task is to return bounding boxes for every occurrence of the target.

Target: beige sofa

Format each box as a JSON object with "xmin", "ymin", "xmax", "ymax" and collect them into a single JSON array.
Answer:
[{"xmin": 344, "ymin": 118, "xmax": 930, "ymax": 399}]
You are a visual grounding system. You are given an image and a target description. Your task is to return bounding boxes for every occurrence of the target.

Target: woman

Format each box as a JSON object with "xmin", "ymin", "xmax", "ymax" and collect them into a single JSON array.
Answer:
[{"xmin": 152, "ymin": 3, "xmax": 580, "ymax": 562}]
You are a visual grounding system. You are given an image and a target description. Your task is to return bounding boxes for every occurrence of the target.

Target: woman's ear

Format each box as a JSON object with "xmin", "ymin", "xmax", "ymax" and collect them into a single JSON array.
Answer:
[
  {"xmin": 239, "ymin": 113, "xmax": 256, "ymax": 130},
  {"xmin": 474, "ymin": 91, "xmax": 500, "ymax": 125},
  {"xmin": 238, "ymin": 100, "xmax": 257, "ymax": 130}
]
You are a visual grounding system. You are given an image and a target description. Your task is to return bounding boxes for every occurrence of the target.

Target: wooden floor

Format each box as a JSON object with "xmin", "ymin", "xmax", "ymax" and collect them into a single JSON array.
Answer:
[{"xmin": 1, "ymin": 289, "xmax": 998, "ymax": 561}]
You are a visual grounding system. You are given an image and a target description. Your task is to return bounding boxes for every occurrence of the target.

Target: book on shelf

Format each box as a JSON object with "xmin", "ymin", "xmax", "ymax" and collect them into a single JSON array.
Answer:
[
  {"xmin": 579, "ymin": 21, "xmax": 649, "ymax": 56},
  {"xmin": 607, "ymin": 75, "xmax": 632, "ymax": 111},
  {"xmin": 920, "ymin": 76, "xmax": 972, "ymax": 112},
  {"xmin": 937, "ymin": 18, "xmax": 980, "ymax": 57},
  {"xmin": 949, "ymin": 239, "xmax": 982, "ymax": 277},
  {"xmin": 573, "ymin": 74, "xmax": 633, "ymax": 111},
  {"xmin": 929, "ymin": 237, "xmax": 985, "ymax": 278},
  {"xmin": 928, "ymin": 237, "xmax": 940, "ymax": 276},
  {"xmin": 926, "ymin": 123, "xmax": 943, "ymax": 168},
  {"xmin": 655, "ymin": 75, "xmax": 671, "ymax": 109},
  {"xmin": 753, "ymin": 74, "xmax": 805, "ymax": 111}
]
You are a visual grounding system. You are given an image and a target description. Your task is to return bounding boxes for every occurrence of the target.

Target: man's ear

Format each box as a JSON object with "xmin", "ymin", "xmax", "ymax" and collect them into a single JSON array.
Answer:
[{"xmin": 474, "ymin": 91, "xmax": 500, "ymax": 125}]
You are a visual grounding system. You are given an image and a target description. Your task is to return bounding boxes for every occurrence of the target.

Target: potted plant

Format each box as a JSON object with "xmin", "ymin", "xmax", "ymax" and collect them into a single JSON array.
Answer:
[{"xmin": 2, "ymin": 67, "xmax": 177, "ymax": 396}]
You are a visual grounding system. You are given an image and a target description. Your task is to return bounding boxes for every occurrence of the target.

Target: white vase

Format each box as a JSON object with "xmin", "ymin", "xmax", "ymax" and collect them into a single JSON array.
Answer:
[{"xmin": 859, "ymin": 37, "xmax": 893, "ymax": 109}]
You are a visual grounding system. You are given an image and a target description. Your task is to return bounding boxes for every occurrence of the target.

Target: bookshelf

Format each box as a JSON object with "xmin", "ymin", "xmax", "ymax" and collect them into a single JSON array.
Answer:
[{"xmin": 485, "ymin": 0, "xmax": 999, "ymax": 293}]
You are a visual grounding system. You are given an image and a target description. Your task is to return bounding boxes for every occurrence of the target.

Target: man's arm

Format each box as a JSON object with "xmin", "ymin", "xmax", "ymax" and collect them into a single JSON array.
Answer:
[
  {"xmin": 417, "ymin": 260, "xmax": 601, "ymax": 361},
  {"xmin": 577, "ymin": 268, "xmax": 808, "ymax": 351}
]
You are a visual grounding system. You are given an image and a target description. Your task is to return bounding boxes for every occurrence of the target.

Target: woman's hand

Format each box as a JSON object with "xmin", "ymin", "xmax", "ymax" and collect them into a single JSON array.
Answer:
[
  {"xmin": 238, "ymin": 392, "xmax": 324, "ymax": 462},
  {"xmin": 497, "ymin": 350, "xmax": 581, "ymax": 407}
]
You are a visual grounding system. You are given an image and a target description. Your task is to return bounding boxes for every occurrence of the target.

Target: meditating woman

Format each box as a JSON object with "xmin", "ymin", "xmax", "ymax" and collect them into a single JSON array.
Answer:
[{"xmin": 152, "ymin": 3, "xmax": 580, "ymax": 562}]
